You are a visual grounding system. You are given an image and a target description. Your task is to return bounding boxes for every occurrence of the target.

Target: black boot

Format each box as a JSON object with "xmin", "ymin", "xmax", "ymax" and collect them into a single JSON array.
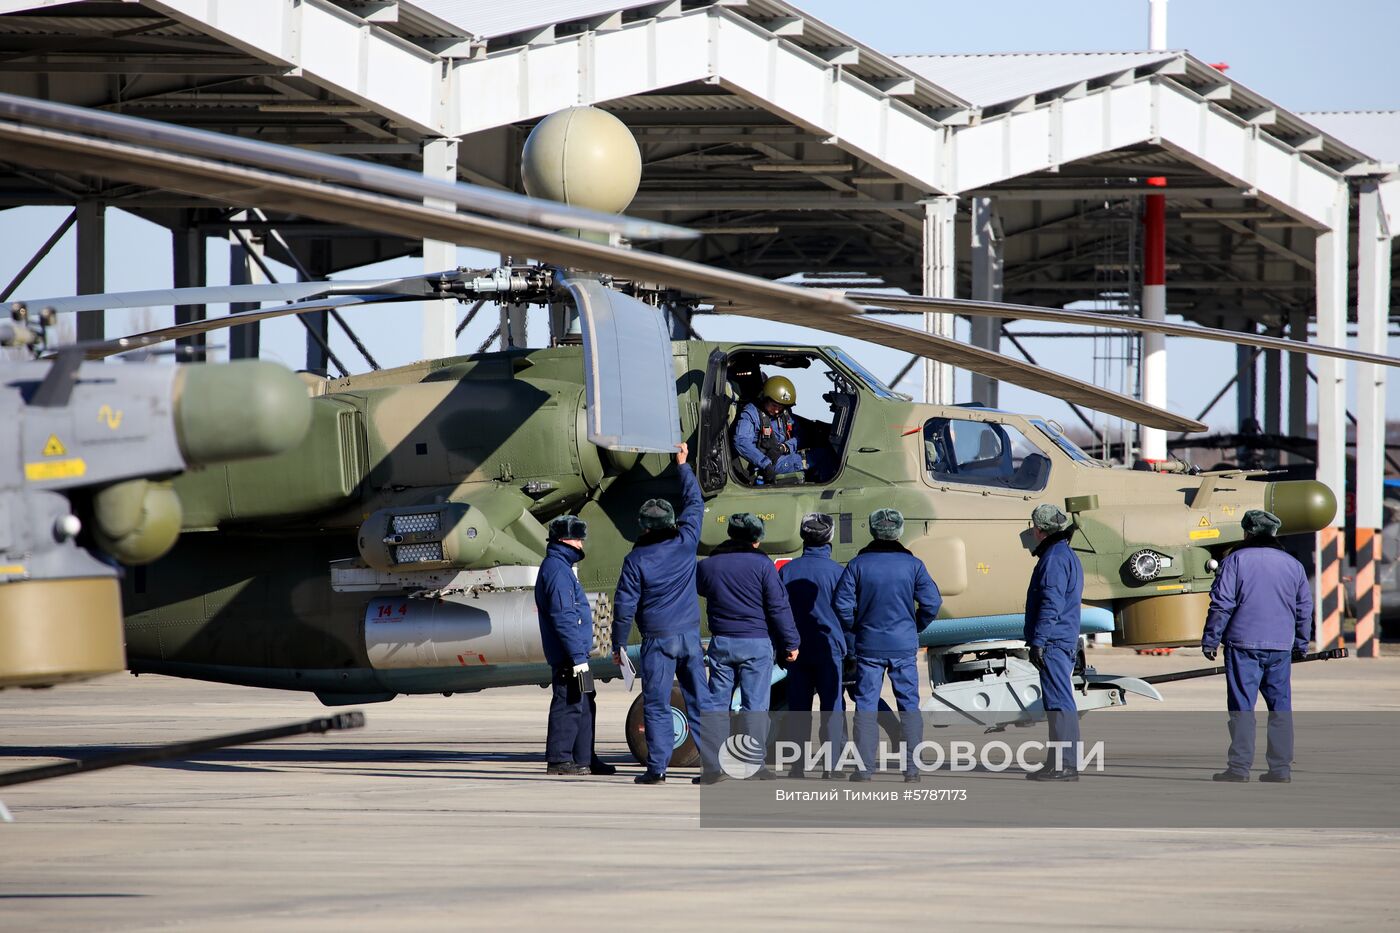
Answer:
[
  {"xmin": 634, "ymin": 771, "xmax": 666, "ymax": 785},
  {"xmin": 546, "ymin": 761, "xmax": 586, "ymax": 775},
  {"xmin": 1212, "ymin": 770, "xmax": 1249, "ymax": 783},
  {"xmin": 1026, "ymin": 768, "xmax": 1079, "ymax": 782},
  {"xmin": 590, "ymin": 758, "xmax": 617, "ymax": 776}
]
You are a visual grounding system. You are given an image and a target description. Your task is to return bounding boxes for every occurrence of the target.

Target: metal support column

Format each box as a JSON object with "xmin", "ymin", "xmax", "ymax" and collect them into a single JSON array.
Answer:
[
  {"xmin": 1354, "ymin": 180, "xmax": 1391, "ymax": 657},
  {"xmin": 75, "ymin": 200, "xmax": 105, "ymax": 343},
  {"xmin": 1139, "ymin": 179, "xmax": 1168, "ymax": 462},
  {"xmin": 172, "ymin": 213, "xmax": 207, "ymax": 362},
  {"xmin": 304, "ymin": 239, "xmax": 331, "ymax": 375},
  {"xmin": 422, "ymin": 138, "xmax": 459, "ymax": 360},
  {"xmin": 1262, "ymin": 333, "xmax": 1282, "ymax": 439},
  {"xmin": 969, "ymin": 196, "xmax": 1003, "ymax": 407},
  {"xmin": 1287, "ymin": 308, "xmax": 1309, "ymax": 451},
  {"xmin": 228, "ymin": 212, "xmax": 264, "ymax": 360},
  {"xmin": 921, "ymin": 196, "xmax": 957, "ymax": 405},
  {"xmin": 1314, "ymin": 187, "xmax": 1350, "ymax": 652},
  {"xmin": 1236, "ymin": 322, "xmax": 1258, "ymax": 431}
]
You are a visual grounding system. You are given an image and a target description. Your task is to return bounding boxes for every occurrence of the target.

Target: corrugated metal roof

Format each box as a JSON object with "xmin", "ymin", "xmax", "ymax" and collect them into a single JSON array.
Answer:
[
  {"xmin": 895, "ymin": 51, "xmax": 1179, "ymax": 109},
  {"xmin": 408, "ymin": 0, "xmax": 663, "ymax": 39},
  {"xmin": 599, "ymin": 94, "xmax": 762, "ymax": 113},
  {"xmin": 1301, "ymin": 111, "xmax": 1400, "ymax": 165}
]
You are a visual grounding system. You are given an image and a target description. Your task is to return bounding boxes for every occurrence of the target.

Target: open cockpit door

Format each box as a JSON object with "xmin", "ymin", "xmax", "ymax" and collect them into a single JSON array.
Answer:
[{"xmin": 697, "ymin": 348, "xmax": 732, "ymax": 493}]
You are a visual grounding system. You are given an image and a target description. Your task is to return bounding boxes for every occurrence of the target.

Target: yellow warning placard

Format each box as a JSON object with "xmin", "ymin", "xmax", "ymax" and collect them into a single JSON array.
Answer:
[
  {"xmin": 1190, "ymin": 528, "xmax": 1221, "ymax": 541},
  {"xmin": 43, "ymin": 434, "xmax": 66, "ymax": 457},
  {"xmin": 25, "ymin": 458, "xmax": 86, "ymax": 481},
  {"xmin": 1197, "ymin": 515, "xmax": 1212, "ymax": 527}
]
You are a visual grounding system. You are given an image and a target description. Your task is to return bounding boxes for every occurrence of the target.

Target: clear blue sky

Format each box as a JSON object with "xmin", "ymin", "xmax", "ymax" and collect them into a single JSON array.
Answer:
[{"xmin": 3, "ymin": 0, "xmax": 1397, "ymax": 440}]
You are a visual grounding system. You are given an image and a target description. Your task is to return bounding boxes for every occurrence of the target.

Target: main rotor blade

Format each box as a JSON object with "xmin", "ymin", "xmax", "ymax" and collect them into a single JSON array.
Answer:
[
  {"xmin": 0, "ymin": 118, "xmax": 1201, "ymax": 430},
  {"xmin": 19, "ymin": 282, "xmax": 334, "ymax": 315},
  {"xmin": 850, "ymin": 292, "xmax": 1400, "ymax": 369},
  {"xmin": 0, "ymin": 93, "xmax": 694, "ymax": 243},
  {"xmin": 0, "ymin": 119, "xmax": 865, "ymax": 324},
  {"xmin": 713, "ymin": 303, "xmax": 1205, "ymax": 433},
  {"xmin": 15, "ymin": 277, "xmax": 442, "ymax": 315},
  {"xmin": 73, "ymin": 295, "xmax": 409, "ymax": 360}
]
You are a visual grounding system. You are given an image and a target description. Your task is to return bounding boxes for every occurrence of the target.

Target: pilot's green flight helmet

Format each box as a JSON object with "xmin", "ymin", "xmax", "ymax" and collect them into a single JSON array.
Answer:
[{"xmin": 762, "ymin": 376, "xmax": 796, "ymax": 407}]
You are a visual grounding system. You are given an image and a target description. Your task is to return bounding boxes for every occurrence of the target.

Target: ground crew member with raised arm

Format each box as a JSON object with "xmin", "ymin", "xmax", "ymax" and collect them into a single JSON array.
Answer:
[
  {"xmin": 835, "ymin": 508, "xmax": 941, "ymax": 782},
  {"xmin": 1201, "ymin": 508, "xmax": 1312, "ymax": 783},
  {"xmin": 779, "ymin": 513, "xmax": 848, "ymax": 777},
  {"xmin": 611, "ymin": 443, "xmax": 710, "ymax": 785},
  {"xmin": 1023, "ymin": 503, "xmax": 1084, "ymax": 782},
  {"xmin": 694, "ymin": 512, "xmax": 799, "ymax": 783}
]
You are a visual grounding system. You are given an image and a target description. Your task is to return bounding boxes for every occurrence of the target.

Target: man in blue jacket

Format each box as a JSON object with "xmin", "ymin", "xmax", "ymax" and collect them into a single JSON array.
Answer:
[
  {"xmin": 1023, "ymin": 503, "xmax": 1085, "ymax": 782},
  {"xmin": 835, "ymin": 508, "xmax": 941, "ymax": 782},
  {"xmin": 733, "ymin": 376, "xmax": 806, "ymax": 483},
  {"xmin": 1202, "ymin": 508, "xmax": 1313, "ymax": 783},
  {"xmin": 779, "ymin": 513, "xmax": 848, "ymax": 776},
  {"xmin": 695, "ymin": 512, "xmax": 800, "ymax": 783},
  {"xmin": 611, "ymin": 443, "xmax": 710, "ymax": 785},
  {"xmin": 536, "ymin": 515, "xmax": 597, "ymax": 776}
]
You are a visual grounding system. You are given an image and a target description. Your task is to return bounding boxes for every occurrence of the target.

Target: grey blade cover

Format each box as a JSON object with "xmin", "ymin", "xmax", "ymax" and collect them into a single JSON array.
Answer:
[{"xmin": 563, "ymin": 277, "xmax": 682, "ymax": 453}]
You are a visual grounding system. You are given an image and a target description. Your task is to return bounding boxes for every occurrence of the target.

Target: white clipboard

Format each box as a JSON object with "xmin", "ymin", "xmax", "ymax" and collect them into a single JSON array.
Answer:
[{"xmin": 618, "ymin": 650, "xmax": 637, "ymax": 692}]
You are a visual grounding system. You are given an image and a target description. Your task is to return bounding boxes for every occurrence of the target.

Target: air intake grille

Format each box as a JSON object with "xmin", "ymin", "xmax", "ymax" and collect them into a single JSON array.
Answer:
[
  {"xmin": 392, "ymin": 512, "xmax": 440, "ymax": 534},
  {"xmin": 394, "ymin": 542, "xmax": 444, "ymax": 564}
]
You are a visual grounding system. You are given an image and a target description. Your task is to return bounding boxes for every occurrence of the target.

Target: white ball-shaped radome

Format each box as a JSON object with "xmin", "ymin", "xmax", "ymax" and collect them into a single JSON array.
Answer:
[{"xmin": 521, "ymin": 106, "xmax": 642, "ymax": 214}]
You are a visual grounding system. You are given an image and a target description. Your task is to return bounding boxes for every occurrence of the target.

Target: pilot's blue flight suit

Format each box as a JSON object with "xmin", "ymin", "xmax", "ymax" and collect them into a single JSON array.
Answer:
[
  {"xmin": 612, "ymin": 465, "xmax": 711, "ymax": 779},
  {"xmin": 734, "ymin": 402, "xmax": 806, "ymax": 476},
  {"xmin": 1024, "ymin": 529, "xmax": 1085, "ymax": 771},
  {"xmin": 536, "ymin": 540, "xmax": 594, "ymax": 769},
  {"xmin": 1202, "ymin": 537, "xmax": 1313, "ymax": 779},
  {"xmin": 780, "ymin": 543, "xmax": 849, "ymax": 762},
  {"xmin": 835, "ymin": 541, "xmax": 941, "ymax": 777}
]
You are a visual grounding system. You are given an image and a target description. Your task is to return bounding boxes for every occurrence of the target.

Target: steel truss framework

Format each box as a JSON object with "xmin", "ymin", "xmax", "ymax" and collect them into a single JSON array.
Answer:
[{"xmin": 0, "ymin": 0, "xmax": 1395, "ymax": 650}]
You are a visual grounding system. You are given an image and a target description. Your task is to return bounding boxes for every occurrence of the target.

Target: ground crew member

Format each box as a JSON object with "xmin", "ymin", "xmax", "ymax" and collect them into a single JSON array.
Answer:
[
  {"xmin": 779, "ymin": 513, "xmax": 848, "ymax": 777},
  {"xmin": 694, "ymin": 512, "xmax": 800, "ymax": 784},
  {"xmin": 536, "ymin": 515, "xmax": 596, "ymax": 776},
  {"xmin": 1201, "ymin": 508, "xmax": 1312, "ymax": 783},
  {"xmin": 733, "ymin": 376, "xmax": 806, "ymax": 483},
  {"xmin": 1023, "ymin": 503, "xmax": 1084, "ymax": 782},
  {"xmin": 611, "ymin": 443, "xmax": 710, "ymax": 785},
  {"xmin": 835, "ymin": 508, "xmax": 941, "ymax": 782}
]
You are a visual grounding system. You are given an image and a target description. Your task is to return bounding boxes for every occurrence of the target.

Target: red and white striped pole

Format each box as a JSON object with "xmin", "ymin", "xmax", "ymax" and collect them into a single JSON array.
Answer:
[
  {"xmin": 1139, "ymin": 0, "xmax": 1170, "ymax": 464},
  {"xmin": 1140, "ymin": 177, "xmax": 1168, "ymax": 463}
]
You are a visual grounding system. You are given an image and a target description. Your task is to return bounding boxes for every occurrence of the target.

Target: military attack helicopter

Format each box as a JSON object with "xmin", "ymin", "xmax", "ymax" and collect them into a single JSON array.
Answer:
[{"xmin": 3, "ymin": 93, "xmax": 1390, "ymax": 764}]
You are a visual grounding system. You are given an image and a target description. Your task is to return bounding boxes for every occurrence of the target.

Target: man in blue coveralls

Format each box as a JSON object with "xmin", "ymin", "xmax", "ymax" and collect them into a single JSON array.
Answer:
[
  {"xmin": 733, "ymin": 376, "xmax": 806, "ymax": 484},
  {"xmin": 535, "ymin": 515, "xmax": 598, "ymax": 776},
  {"xmin": 694, "ymin": 512, "xmax": 800, "ymax": 784},
  {"xmin": 1023, "ymin": 503, "xmax": 1084, "ymax": 782},
  {"xmin": 611, "ymin": 443, "xmax": 710, "ymax": 785},
  {"xmin": 835, "ymin": 508, "xmax": 941, "ymax": 782},
  {"xmin": 779, "ymin": 513, "xmax": 849, "ymax": 778},
  {"xmin": 1201, "ymin": 508, "xmax": 1313, "ymax": 783}
]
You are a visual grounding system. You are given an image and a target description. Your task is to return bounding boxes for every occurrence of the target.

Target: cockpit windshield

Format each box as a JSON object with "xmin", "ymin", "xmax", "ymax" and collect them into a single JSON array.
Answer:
[
  {"xmin": 826, "ymin": 347, "xmax": 906, "ymax": 400},
  {"xmin": 1030, "ymin": 419, "xmax": 1103, "ymax": 466}
]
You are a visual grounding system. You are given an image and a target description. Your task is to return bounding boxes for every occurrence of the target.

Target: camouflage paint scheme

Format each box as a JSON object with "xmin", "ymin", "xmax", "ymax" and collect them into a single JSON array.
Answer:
[{"xmin": 121, "ymin": 341, "xmax": 1334, "ymax": 704}]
